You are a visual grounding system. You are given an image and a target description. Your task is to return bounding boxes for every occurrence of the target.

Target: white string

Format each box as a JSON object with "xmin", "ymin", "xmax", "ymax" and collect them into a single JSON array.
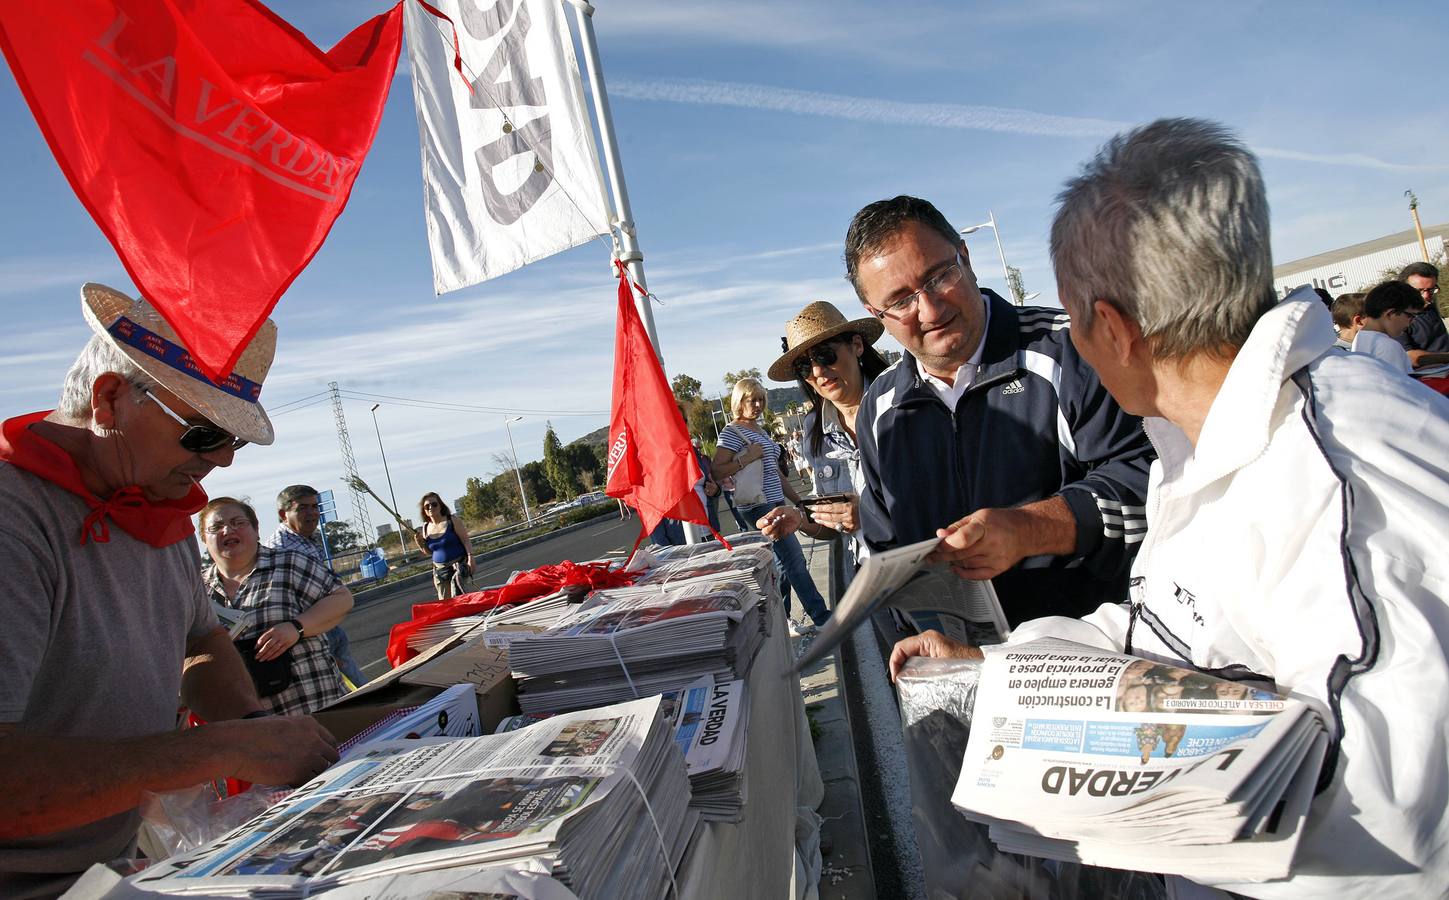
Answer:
[{"xmin": 289, "ymin": 760, "xmax": 677, "ymax": 898}]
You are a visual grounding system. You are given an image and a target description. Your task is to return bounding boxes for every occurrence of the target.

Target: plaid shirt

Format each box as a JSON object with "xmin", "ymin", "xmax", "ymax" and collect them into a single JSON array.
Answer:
[
  {"xmin": 262, "ymin": 523, "xmax": 326, "ymax": 563},
  {"xmin": 204, "ymin": 546, "xmax": 346, "ymax": 716}
]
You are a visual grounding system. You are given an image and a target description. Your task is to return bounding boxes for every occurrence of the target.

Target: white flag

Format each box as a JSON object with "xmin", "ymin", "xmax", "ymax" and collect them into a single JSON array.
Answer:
[{"xmin": 405, "ymin": 0, "xmax": 611, "ymax": 293}]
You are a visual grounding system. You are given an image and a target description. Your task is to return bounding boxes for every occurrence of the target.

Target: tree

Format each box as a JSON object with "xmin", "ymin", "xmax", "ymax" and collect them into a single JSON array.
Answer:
[
  {"xmin": 459, "ymin": 474, "xmax": 507, "ymax": 522},
  {"xmin": 1006, "ymin": 265, "xmax": 1028, "ymax": 305},
  {"xmin": 322, "ymin": 520, "xmax": 363, "ymax": 552},
  {"xmin": 721, "ymin": 367, "xmax": 761, "ymax": 392},
  {"xmin": 565, "ymin": 441, "xmax": 604, "ymax": 491},
  {"xmin": 542, "ymin": 423, "xmax": 580, "ymax": 498},
  {"xmin": 671, "ymin": 373, "xmax": 702, "ymax": 402}
]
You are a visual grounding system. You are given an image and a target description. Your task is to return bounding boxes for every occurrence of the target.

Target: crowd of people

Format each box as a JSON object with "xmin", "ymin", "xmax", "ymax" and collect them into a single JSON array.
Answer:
[{"xmin": 2, "ymin": 116, "xmax": 1446, "ymax": 899}]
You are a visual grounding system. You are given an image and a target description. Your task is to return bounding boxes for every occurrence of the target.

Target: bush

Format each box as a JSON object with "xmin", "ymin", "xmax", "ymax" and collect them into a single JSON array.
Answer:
[{"xmin": 559, "ymin": 502, "xmax": 620, "ymax": 527}]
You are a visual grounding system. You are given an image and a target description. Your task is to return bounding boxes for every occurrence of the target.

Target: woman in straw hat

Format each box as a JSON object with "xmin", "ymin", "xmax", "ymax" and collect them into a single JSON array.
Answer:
[
  {"xmin": 711, "ymin": 377, "xmax": 831, "ymax": 634},
  {"xmin": 759, "ymin": 301, "xmax": 891, "ymax": 554}
]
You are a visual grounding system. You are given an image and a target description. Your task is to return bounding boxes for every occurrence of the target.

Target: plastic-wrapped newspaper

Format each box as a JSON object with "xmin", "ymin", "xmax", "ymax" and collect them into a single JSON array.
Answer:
[
  {"xmin": 953, "ymin": 637, "xmax": 1327, "ymax": 882},
  {"xmin": 121, "ymin": 696, "xmax": 696, "ymax": 900},
  {"xmin": 509, "ymin": 579, "xmax": 767, "ymax": 715}
]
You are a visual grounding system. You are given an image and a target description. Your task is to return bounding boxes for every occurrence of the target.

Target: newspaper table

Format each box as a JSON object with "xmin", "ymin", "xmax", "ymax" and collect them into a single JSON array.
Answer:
[
  {"xmin": 953, "ymin": 637, "xmax": 1327, "ymax": 882},
  {"xmin": 122, "ymin": 696, "xmax": 695, "ymax": 900},
  {"xmin": 509, "ymin": 578, "xmax": 767, "ymax": 714}
]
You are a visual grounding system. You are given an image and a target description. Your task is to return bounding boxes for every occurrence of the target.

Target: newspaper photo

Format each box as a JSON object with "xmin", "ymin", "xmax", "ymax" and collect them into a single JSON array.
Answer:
[{"xmin": 951, "ymin": 637, "xmax": 1327, "ymax": 882}]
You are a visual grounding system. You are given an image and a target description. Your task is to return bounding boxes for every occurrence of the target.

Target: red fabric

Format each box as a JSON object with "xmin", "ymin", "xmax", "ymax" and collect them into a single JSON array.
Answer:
[
  {"xmin": 0, "ymin": 411, "xmax": 205, "ymax": 547},
  {"xmin": 1420, "ymin": 376, "xmax": 1449, "ymax": 396},
  {"xmin": 385, "ymin": 561, "xmax": 636, "ymax": 667},
  {"xmin": 603, "ymin": 266, "xmax": 722, "ymax": 547},
  {"xmin": 0, "ymin": 0, "xmax": 403, "ymax": 382}
]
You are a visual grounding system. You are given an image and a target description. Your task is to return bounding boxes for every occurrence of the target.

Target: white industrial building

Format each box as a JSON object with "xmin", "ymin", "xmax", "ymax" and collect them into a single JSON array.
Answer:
[{"xmin": 1273, "ymin": 223, "xmax": 1447, "ymax": 299}]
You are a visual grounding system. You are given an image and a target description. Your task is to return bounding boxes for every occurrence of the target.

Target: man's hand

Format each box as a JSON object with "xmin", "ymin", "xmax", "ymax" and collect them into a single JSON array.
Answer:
[
  {"xmin": 888, "ymin": 629, "xmax": 983, "ymax": 681},
  {"xmin": 211, "ymin": 717, "xmax": 340, "ymax": 786},
  {"xmin": 755, "ymin": 505, "xmax": 802, "ymax": 540},
  {"xmin": 809, "ymin": 495, "xmax": 860, "ymax": 533},
  {"xmin": 926, "ymin": 497, "xmax": 1077, "ymax": 580}
]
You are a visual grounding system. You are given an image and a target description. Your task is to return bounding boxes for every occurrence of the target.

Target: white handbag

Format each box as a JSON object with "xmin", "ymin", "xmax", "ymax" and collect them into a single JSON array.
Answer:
[{"xmin": 727, "ymin": 428, "xmax": 768, "ymax": 507}]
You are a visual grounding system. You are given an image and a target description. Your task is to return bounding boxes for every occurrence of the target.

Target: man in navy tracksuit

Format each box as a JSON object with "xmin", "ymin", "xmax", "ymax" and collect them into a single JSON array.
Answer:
[{"xmin": 845, "ymin": 196, "xmax": 1154, "ymax": 624}]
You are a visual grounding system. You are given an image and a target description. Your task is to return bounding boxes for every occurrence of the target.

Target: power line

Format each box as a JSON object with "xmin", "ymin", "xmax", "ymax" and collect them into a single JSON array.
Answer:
[
  {"xmin": 269, "ymin": 397, "xmax": 332, "ymax": 418},
  {"xmin": 338, "ymin": 389, "xmax": 606, "ymax": 417}
]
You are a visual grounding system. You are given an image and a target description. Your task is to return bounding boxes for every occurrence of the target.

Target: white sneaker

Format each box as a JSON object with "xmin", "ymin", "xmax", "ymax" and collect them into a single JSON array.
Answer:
[{"xmin": 788, "ymin": 620, "xmax": 818, "ymax": 638}]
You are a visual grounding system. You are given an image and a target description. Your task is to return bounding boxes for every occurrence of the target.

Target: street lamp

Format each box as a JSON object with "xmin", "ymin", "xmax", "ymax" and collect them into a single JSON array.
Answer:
[
  {"xmin": 369, "ymin": 403, "xmax": 409, "ymax": 562},
  {"xmin": 709, "ymin": 407, "xmax": 724, "ymax": 440},
  {"xmin": 960, "ymin": 211, "xmax": 1032, "ymax": 305},
  {"xmin": 503, "ymin": 415, "xmax": 534, "ymax": 525}
]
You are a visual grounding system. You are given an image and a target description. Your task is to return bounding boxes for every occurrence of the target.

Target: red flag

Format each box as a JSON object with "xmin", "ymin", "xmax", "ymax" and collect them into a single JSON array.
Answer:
[
  {"xmin": 0, "ymin": 0, "xmax": 402, "ymax": 381},
  {"xmin": 605, "ymin": 267, "xmax": 721, "ymax": 545}
]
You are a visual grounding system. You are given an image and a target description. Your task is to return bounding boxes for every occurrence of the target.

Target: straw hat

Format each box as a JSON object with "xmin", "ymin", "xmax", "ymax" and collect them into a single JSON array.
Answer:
[
  {"xmin": 81, "ymin": 283, "xmax": 277, "ymax": 445},
  {"xmin": 767, "ymin": 301, "xmax": 884, "ymax": 382}
]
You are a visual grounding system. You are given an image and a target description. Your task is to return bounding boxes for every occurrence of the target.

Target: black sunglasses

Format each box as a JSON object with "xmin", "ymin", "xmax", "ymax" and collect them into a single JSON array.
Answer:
[
  {"xmin": 139, "ymin": 388, "xmax": 247, "ymax": 453},
  {"xmin": 791, "ymin": 339, "xmax": 847, "ymax": 379}
]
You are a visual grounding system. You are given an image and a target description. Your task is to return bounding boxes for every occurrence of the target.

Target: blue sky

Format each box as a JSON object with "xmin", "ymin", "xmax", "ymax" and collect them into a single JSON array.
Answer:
[{"xmin": 3, "ymin": 0, "xmax": 1446, "ymax": 532}]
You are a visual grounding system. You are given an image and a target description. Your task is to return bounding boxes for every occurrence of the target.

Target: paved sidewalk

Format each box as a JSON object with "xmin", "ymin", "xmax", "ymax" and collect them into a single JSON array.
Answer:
[{"xmin": 792, "ymin": 533, "xmax": 876, "ymax": 900}]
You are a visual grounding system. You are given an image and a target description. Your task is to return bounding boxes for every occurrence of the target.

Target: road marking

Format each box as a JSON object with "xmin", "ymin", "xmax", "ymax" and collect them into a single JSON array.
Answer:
[{"xmin": 362, "ymin": 657, "xmax": 391, "ymax": 672}]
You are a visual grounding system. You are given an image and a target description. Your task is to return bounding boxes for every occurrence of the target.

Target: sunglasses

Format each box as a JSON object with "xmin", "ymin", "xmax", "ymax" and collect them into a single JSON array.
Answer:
[
  {"xmin": 139, "ymin": 387, "xmax": 247, "ymax": 454},
  {"xmin": 792, "ymin": 339, "xmax": 846, "ymax": 379}
]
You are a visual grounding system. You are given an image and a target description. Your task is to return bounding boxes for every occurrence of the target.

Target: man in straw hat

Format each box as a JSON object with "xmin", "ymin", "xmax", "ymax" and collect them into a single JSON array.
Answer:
[
  {"xmin": 844, "ymin": 196, "xmax": 1155, "ymax": 624},
  {"xmin": 0, "ymin": 284, "xmax": 338, "ymax": 898}
]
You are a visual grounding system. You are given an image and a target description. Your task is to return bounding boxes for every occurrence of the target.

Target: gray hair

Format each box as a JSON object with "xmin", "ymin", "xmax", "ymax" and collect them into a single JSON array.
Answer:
[
  {"xmin": 56, "ymin": 334, "xmax": 155, "ymax": 419},
  {"xmin": 1050, "ymin": 118, "xmax": 1277, "ymax": 358},
  {"xmin": 276, "ymin": 484, "xmax": 320, "ymax": 513}
]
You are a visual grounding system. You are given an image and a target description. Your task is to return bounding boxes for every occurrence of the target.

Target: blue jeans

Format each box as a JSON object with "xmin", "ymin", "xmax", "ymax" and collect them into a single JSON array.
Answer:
[
  {"xmin": 326, "ymin": 626, "xmax": 368, "ymax": 687},
  {"xmin": 740, "ymin": 502, "xmax": 830, "ymax": 626}
]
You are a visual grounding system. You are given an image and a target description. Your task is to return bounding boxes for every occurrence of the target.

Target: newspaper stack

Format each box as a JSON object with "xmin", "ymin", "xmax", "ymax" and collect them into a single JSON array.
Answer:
[
  {"xmin": 646, "ymin": 531, "xmax": 772, "ymax": 562},
  {"xmin": 953, "ymin": 637, "xmax": 1328, "ymax": 882},
  {"xmin": 632, "ymin": 542, "xmax": 780, "ymax": 602},
  {"xmin": 499, "ymin": 676, "xmax": 750, "ymax": 822},
  {"xmin": 404, "ymin": 590, "xmax": 578, "ymax": 653},
  {"xmin": 509, "ymin": 579, "xmax": 767, "ymax": 715},
  {"xmin": 123, "ymin": 695, "xmax": 696, "ymax": 900}
]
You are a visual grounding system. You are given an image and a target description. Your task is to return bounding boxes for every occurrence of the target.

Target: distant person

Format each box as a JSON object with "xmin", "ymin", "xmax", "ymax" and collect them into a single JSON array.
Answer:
[
  {"xmin": 201, "ymin": 497, "xmax": 354, "ymax": 716},
  {"xmin": 414, "ymin": 492, "xmax": 473, "ymax": 600},
  {"xmin": 1396, "ymin": 261, "xmax": 1449, "ymax": 369},
  {"xmin": 1351, "ymin": 281, "xmax": 1417, "ymax": 374},
  {"xmin": 712, "ymin": 377, "xmax": 831, "ymax": 633},
  {"xmin": 0, "ymin": 284, "xmax": 336, "ymax": 896},
  {"xmin": 1330, "ymin": 292, "xmax": 1364, "ymax": 349},
  {"xmin": 264, "ymin": 484, "xmax": 368, "ymax": 687}
]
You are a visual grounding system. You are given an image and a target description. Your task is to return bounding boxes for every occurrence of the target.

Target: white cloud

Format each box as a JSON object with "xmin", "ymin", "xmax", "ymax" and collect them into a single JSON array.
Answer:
[{"xmin": 611, "ymin": 77, "xmax": 1449, "ymax": 174}]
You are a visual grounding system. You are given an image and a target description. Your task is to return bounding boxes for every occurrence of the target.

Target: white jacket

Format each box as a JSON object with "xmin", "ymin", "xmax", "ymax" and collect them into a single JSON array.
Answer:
[{"xmin": 1013, "ymin": 290, "xmax": 1449, "ymax": 898}]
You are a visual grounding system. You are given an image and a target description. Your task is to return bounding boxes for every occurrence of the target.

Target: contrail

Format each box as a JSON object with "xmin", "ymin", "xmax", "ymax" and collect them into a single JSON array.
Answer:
[{"xmin": 611, "ymin": 77, "xmax": 1446, "ymax": 173}]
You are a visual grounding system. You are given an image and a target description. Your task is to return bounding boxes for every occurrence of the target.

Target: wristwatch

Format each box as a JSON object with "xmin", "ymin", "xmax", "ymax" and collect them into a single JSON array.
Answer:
[{"xmin": 288, "ymin": 618, "xmax": 306, "ymax": 637}]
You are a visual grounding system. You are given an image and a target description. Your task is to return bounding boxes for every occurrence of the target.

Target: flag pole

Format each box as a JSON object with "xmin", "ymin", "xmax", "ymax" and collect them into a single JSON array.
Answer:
[
  {"xmin": 568, "ymin": 0, "xmax": 662, "ymax": 363},
  {"xmin": 568, "ymin": 0, "xmax": 700, "ymax": 544}
]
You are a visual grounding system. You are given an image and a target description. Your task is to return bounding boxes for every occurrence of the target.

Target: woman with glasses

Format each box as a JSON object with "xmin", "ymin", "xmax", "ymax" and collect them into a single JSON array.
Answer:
[
  {"xmin": 711, "ymin": 377, "xmax": 831, "ymax": 634},
  {"xmin": 414, "ymin": 492, "xmax": 473, "ymax": 600},
  {"xmin": 759, "ymin": 302, "xmax": 891, "ymax": 561},
  {"xmin": 200, "ymin": 497, "xmax": 353, "ymax": 715}
]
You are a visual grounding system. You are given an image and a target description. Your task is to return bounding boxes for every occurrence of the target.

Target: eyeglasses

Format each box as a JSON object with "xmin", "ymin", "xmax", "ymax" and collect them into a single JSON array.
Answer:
[
  {"xmin": 204, "ymin": 517, "xmax": 253, "ymax": 534},
  {"xmin": 139, "ymin": 387, "xmax": 247, "ymax": 454},
  {"xmin": 871, "ymin": 254, "xmax": 966, "ymax": 320},
  {"xmin": 1417, "ymin": 285, "xmax": 1440, "ymax": 299},
  {"xmin": 792, "ymin": 340, "xmax": 846, "ymax": 380}
]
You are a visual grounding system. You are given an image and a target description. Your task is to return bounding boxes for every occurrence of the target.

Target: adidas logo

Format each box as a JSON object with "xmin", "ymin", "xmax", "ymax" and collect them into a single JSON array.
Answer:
[{"xmin": 1001, "ymin": 380, "xmax": 1025, "ymax": 395}]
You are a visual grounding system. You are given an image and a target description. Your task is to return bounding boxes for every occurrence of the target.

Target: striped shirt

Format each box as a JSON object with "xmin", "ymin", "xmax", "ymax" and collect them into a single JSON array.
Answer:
[{"xmin": 718, "ymin": 422, "xmax": 785, "ymax": 504}]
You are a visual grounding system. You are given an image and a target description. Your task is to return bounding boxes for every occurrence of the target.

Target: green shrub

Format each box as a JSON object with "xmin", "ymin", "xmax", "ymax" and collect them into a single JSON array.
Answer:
[{"xmin": 559, "ymin": 502, "xmax": 620, "ymax": 527}]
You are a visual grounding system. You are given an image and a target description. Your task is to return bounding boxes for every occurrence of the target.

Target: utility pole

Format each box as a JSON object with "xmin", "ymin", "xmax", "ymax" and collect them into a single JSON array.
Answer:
[
  {"xmin": 504, "ymin": 415, "xmax": 533, "ymax": 525},
  {"xmin": 369, "ymin": 404, "xmax": 409, "ymax": 561},
  {"xmin": 1407, "ymin": 190, "xmax": 1429, "ymax": 262},
  {"xmin": 328, "ymin": 382, "xmax": 374, "ymax": 551}
]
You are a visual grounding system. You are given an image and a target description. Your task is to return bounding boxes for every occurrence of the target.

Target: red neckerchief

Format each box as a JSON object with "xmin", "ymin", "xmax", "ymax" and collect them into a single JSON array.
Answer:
[{"xmin": 0, "ymin": 411, "xmax": 207, "ymax": 548}]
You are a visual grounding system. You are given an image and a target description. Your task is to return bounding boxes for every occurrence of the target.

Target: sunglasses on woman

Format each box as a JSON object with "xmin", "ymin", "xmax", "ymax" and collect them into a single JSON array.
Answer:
[
  {"xmin": 792, "ymin": 339, "xmax": 847, "ymax": 379},
  {"xmin": 139, "ymin": 387, "xmax": 247, "ymax": 453}
]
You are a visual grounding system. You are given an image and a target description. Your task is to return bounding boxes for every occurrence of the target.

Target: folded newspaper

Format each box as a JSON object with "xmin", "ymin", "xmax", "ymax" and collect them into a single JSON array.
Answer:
[
  {"xmin": 792, "ymin": 536, "xmax": 1008, "ymax": 673},
  {"xmin": 631, "ymin": 543, "xmax": 780, "ymax": 601},
  {"xmin": 509, "ymin": 578, "xmax": 767, "ymax": 715},
  {"xmin": 123, "ymin": 695, "xmax": 697, "ymax": 900},
  {"xmin": 952, "ymin": 637, "xmax": 1327, "ymax": 882},
  {"xmin": 498, "ymin": 676, "xmax": 749, "ymax": 822}
]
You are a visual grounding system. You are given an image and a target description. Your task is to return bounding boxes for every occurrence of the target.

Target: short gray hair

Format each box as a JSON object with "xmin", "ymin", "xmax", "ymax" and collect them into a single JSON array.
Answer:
[
  {"xmin": 56, "ymin": 334, "xmax": 155, "ymax": 419},
  {"xmin": 1050, "ymin": 118, "xmax": 1277, "ymax": 358}
]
